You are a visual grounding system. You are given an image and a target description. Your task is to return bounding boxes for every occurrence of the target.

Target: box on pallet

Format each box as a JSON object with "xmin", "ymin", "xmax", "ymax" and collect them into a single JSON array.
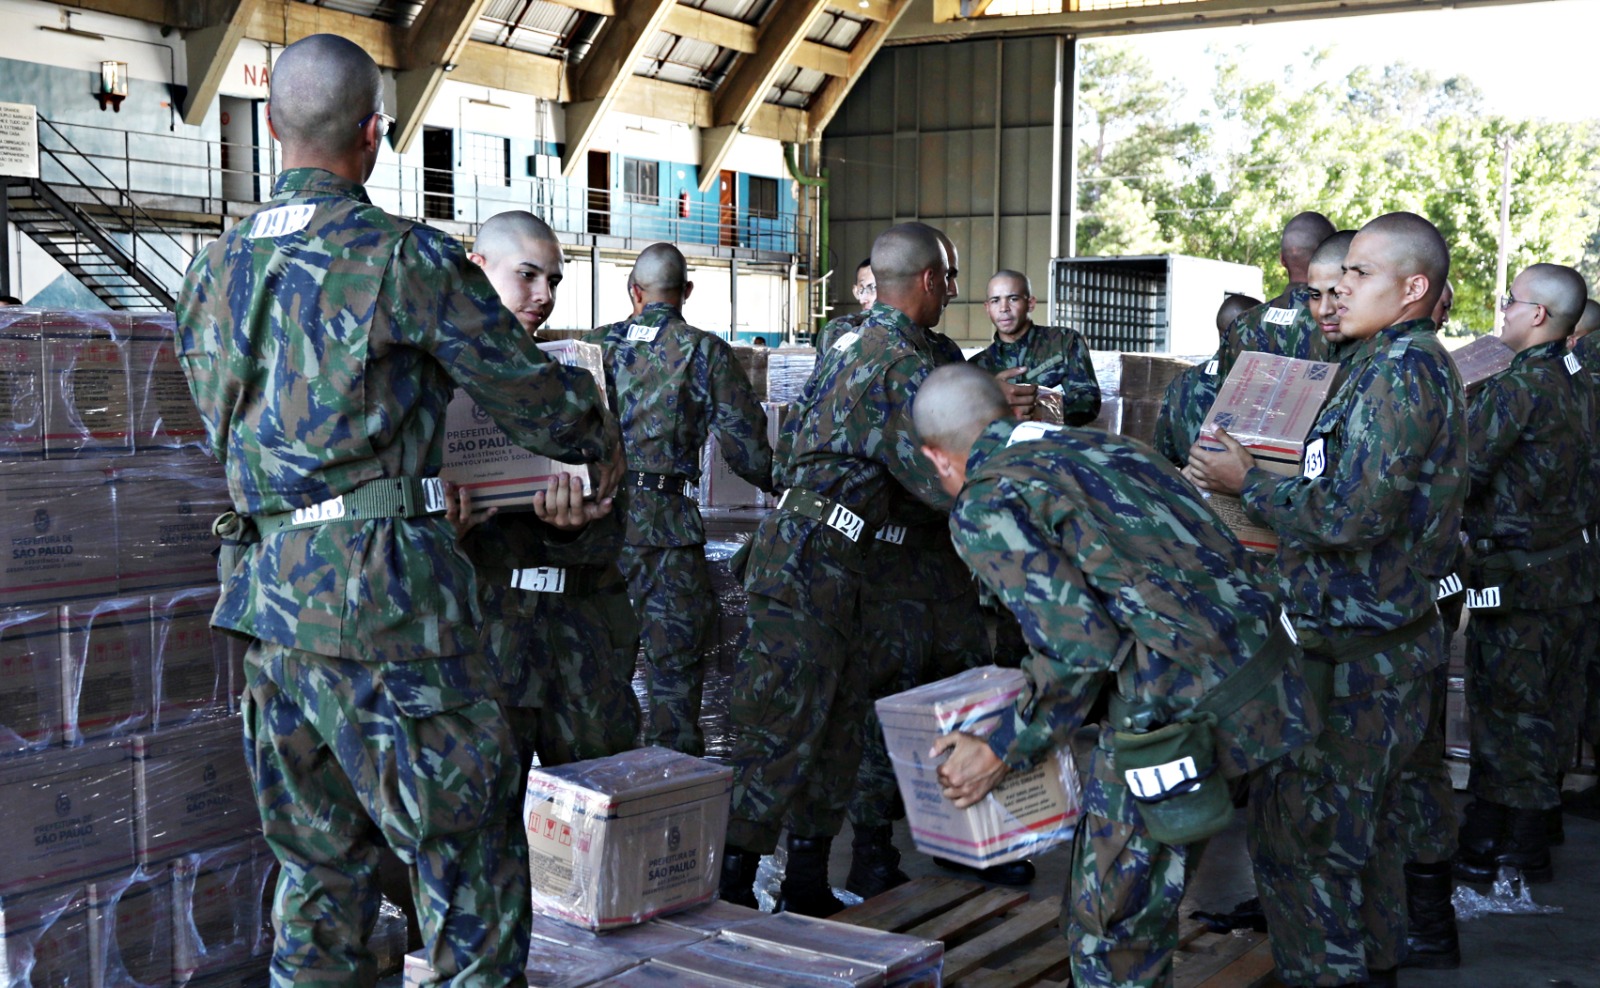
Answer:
[
  {"xmin": 42, "ymin": 311, "xmax": 133, "ymax": 460},
  {"xmin": 656, "ymin": 933, "xmax": 881, "ymax": 987},
  {"xmin": 529, "ymin": 908, "xmax": 710, "ymax": 961},
  {"xmin": 657, "ymin": 899, "xmax": 764, "ymax": 935},
  {"xmin": 1196, "ymin": 352, "xmax": 1339, "ymax": 552},
  {"xmin": 877, "ymin": 666, "xmax": 1080, "ymax": 869},
  {"xmin": 0, "ymin": 738, "xmax": 136, "ymax": 897},
  {"xmin": 403, "ymin": 940, "xmax": 635, "ymax": 988},
  {"xmin": 439, "ymin": 340, "xmax": 607, "ymax": 510},
  {"xmin": 0, "ymin": 308, "xmax": 44, "ymax": 461},
  {"xmin": 60, "ymin": 596, "xmax": 155, "ymax": 744},
  {"xmin": 0, "ymin": 605, "xmax": 66, "ymax": 753},
  {"xmin": 698, "ymin": 403, "xmax": 785, "ymax": 509},
  {"xmin": 114, "ymin": 452, "xmax": 231, "ymax": 594},
  {"xmin": 88, "ymin": 864, "xmax": 172, "ymax": 988},
  {"xmin": 523, "ymin": 746, "xmax": 732, "ymax": 931},
  {"xmin": 725, "ymin": 913, "xmax": 941, "ymax": 988},
  {"xmin": 133, "ymin": 718, "xmax": 256, "ymax": 865},
  {"xmin": 150, "ymin": 588, "xmax": 231, "ymax": 730},
  {"xmin": 0, "ymin": 460, "xmax": 118, "ymax": 606},
  {"xmin": 125, "ymin": 313, "xmax": 206, "ymax": 454},
  {"xmin": 0, "ymin": 884, "xmax": 91, "ymax": 986},
  {"xmin": 172, "ymin": 839, "xmax": 272, "ymax": 985}
]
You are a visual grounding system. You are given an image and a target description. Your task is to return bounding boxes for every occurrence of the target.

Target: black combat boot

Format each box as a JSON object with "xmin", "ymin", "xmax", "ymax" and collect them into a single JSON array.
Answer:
[
  {"xmin": 1547, "ymin": 805, "xmax": 1565, "ymax": 847},
  {"xmin": 1495, "ymin": 807, "xmax": 1554, "ymax": 884},
  {"xmin": 1453, "ymin": 799, "xmax": 1510, "ymax": 883},
  {"xmin": 719, "ymin": 846, "xmax": 761, "ymax": 908},
  {"xmin": 777, "ymin": 835, "xmax": 849, "ymax": 917},
  {"xmin": 1400, "ymin": 860, "xmax": 1460, "ymax": 970},
  {"xmin": 845, "ymin": 824, "xmax": 909, "ymax": 899},
  {"xmin": 931, "ymin": 856, "xmax": 1036, "ymax": 887}
]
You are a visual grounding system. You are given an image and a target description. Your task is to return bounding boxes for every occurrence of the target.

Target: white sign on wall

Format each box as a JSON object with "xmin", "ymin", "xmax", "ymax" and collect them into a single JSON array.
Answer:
[{"xmin": 0, "ymin": 101, "xmax": 38, "ymax": 179}]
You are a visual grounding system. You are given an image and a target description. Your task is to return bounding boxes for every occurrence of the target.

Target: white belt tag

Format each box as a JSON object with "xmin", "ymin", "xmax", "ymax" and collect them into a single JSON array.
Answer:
[
  {"xmin": 826, "ymin": 503, "xmax": 865, "ymax": 542},
  {"xmin": 249, "ymin": 203, "xmax": 316, "ymax": 239},
  {"xmin": 1566, "ymin": 352, "xmax": 1582, "ymax": 375},
  {"xmin": 1125, "ymin": 756, "xmax": 1200, "ymax": 800},
  {"xmin": 625, "ymin": 323, "xmax": 660, "ymax": 343},
  {"xmin": 1437, "ymin": 572, "xmax": 1464, "ymax": 600},
  {"xmin": 1301, "ymin": 437, "xmax": 1327, "ymax": 479},
  {"xmin": 1278, "ymin": 609, "xmax": 1299, "ymax": 644},
  {"xmin": 421, "ymin": 478, "xmax": 447, "ymax": 513},
  {"xmin": 1263, "ymin": 307, "xmax": 1297, "ymax": 326},
  {"xmin": 877, "ymin": 524, "xmax": 907, "ymax": 545},
  {"xmin": 511, "ymin": 567, "xmax": 567, "ymax": 593},
  {"xmin": 1465, "ymin": 586, "xmax": 1501, "ymax": 610},
  {"xmin": 1006, "ymin": 421, "xmax": 1063, "ymax": 447},
  {"xmin": 290, "ymin": 496, "xmax": 346, "ymax": 526},
  {"xmin": 1204, "ymin": 359, "xmax": 1219, "ymax": 376},
  {"xmin": 831, "ymin": 330, "xmax": 861, "ymax": 351}
]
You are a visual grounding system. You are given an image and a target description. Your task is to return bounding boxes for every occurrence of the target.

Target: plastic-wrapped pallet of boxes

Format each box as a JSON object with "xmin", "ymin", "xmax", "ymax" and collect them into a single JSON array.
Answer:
[
  {"xmin": 0, "ymin": 308, "xmax": 275, "ymax": 987},
  {"xmin": 877, "ymin": 666, "xmax": 1080, "ymax": 869},
  {"xmin": 1088, "ymin": 351, "xmax": 1123, "ymax": 434},
  {"xmin": 763, "ymin": 348, "xmax": 815, "ymax": 405}
]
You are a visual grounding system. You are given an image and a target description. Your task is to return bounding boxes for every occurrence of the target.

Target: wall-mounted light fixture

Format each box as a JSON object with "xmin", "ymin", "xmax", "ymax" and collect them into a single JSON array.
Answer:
[{"xmin": 97, "ymin": 59, "xmax": 128, "ymax": 112}]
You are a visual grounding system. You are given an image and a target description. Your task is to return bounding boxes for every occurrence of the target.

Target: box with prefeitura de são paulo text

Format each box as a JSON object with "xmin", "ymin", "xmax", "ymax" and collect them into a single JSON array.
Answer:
[
  {"xmin": 524, "ymin": 746, "xmax": 731, "ymax": 931},
  {"xmin": 439, "ymin": 340, "xmax": 606, "ymax": 511},
  {"xmin": 0, "ymin": 738, "xmax": 136, "ymax": 897},
  {"xmin": 877, "ymin": 666, "xmax": 1080, "ymax": 869},
  {"xmin": 1194, "ymin": 351, "xmax": 1339, "ymax": 553}
]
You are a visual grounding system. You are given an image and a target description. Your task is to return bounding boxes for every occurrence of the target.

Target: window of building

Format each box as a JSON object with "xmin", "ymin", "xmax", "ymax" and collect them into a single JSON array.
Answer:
[
  {"xmin": 623, "ymin": 158, "xmax": 659, "ymax": 205},
  {"xmin": 465, "ymin": 133, "xmax": 510, "ymax": 187},
  {"xmin": 748, "ymin": 176, "xmax": 779, "ymax": 219}
]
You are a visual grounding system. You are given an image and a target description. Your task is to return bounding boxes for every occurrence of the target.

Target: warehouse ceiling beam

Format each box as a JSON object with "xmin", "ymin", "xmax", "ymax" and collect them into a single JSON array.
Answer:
[
  {"xmin": 543, "ymin": 0, "xmax": 615, "ymax": 15},
  {"xmin": 807, "ymin": 0, "xmax": 914, "ymax": 138},
  {"xmin": 698, "ymin": 0, "xmax": 829, "ymax": 192},
  {"xmin": 665, "ymin": 7, "xmax": 850, "ymax": 77},
  {"xmin": 176, "ymin": 0, "xmax": 264, "ymax": 126},
  {"xmin": 391, "ymin": 0, "xmax": 493, "ymax": 154},
  {"xmin": 560, "ymin": 0, "xmax": 677, "ymax": 178},
  {"xmin": 843, "ymin": 0, "xmax": 895, "ymax": 23}
]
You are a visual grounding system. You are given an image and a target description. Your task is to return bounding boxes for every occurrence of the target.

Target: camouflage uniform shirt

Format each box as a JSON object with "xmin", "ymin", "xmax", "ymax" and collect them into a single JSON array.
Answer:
[
  {"xmin": 1225, "ymin": 285, "xmax": 1327, "ymax": 373},
  {"xmin": 1152, "ymin": 352, "xmax": 1222, "ymax": 468},
  {"xmin": 969, "ymin": 323, "xmax": 1101, "ymax": 426},
  {"xmin": 174, "ymin": 167, "xmax": 614, "ymax": 668}
]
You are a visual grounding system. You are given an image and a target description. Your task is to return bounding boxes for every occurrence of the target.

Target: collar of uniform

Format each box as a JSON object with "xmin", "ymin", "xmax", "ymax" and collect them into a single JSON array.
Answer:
[
  {"xmin": 637, "ymin": 301, "xmax": 682, "ymax": 324},
  {"xmin": 1510, "ymin": 336, "xmax": 1570, "ymax": 368},
  {"xmin": 1345, "ymin": 317, "xmax": 1436, "ymax": 365},
  {"xmin": 865, "ymin": 301, "xmax": 931, "ymax": 347},
  {"xmin": 988, "ymin": 319, "xmax": 1036, "ymax": 350},
  {"xmin": 964, "ymin": 417, "xmax": 1020, "ymax": 479},
  {"xmin": 271, "ymin": 167, "xmax": 373, "ymax": 204},
  {"xmin": 1285, "ymin": 282, "xmax": 1311, "ymax": 307}
]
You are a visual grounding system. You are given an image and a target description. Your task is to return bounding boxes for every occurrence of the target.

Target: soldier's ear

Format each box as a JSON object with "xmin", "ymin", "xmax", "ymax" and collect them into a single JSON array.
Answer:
[
  {"xmin": 683, "ymin": 281, "xmax": 695, "ymax": 302},
  {"xmin": 1404, "ymin": 273, "xmax": 1429, "ymax": 307},
  {"xmin": 467, "ymin": 252, "xmax": 487, "ymax": 268}
]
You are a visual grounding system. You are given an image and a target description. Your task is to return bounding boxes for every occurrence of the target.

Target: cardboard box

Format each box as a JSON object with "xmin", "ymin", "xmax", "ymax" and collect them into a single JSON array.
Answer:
[
  {"xmin": 877, "ymin": 666, "xmax": 1080, "ymax": 869},
  {"xmin": 1445, "ymin": 675, "xmax": 1469, "ymax": 760},
  {"xmin": 0, "ymin": 605, "xmax": 66, "ymax": 752},
  {"xmin": 0, "ymin": 459, "xmax": 119, "ymax": 605},
  {"xmin": 42, "ymin": 311, "xmax": 133, "ymax": 459},
  {"xmin": 1449, "ymin": 334, "xmax": 1514, "ymax": 395},
  {"xmin": 0, "ymin": 308, "xmax": 44, "ymax": 461},
  {"xmin": 0, "ymin": 739, "xmax": 136, "ymax": 895},
  {"xmin": 698, "ymin": 404, "xmax": 782, "ymax": 510},
  {"xmin": 764, "ymin": 349, "xmax": 815, "ymax": 404},
  {"xmin": 524, "ymin": 747, "xmax": 732, "ymax": 930},
  {"xmin": 1119, "ymin": 397, "xmax": 1163, "ymax": 444},
  {"xmin": 113, "ymin": 452, "xmax": 231, "ymax": 594},
  {"xmin": 172, "ymin": 839, "xmax": 271, "ymax": 984},
  {"xmin": 528, "ymin": 910, "xmax": 709, "ymax": 961},
  {"xmin": 0, "ymin": 884, "xmax": 91, "ymax": 986},
  {"xmin": 1198, "ymin": 492, "xmax": 1278, "ymax": 554},
  {"xmin": 126, "ymin": 313, "xmax": 206, "ymax": 453},
  {"xmin": 1118, "ymin": 353, "xmax": 1194, "ymax": 400},
  {"xmin": 88, "ymin": 864, "xmax": 172, "ymax": 988},
  {"xmin": 727, "ymin": 913, "xmax": 941, "ymax": 988},
  {"xmin": 1088, "ymin": 395, "xmax": 1121, "ymax": 434},
  {"xmin": 403, "ymin": 942, "xmax": 635, "ymax": 988},
  {"xmin": 60, "ymin": 595, "xmax": 155, "ymax": 744},
  {"xmin": 133, "ymin": 718, "xmax": 256, "ymax": 865},
  {"xmin": 439, "ymin": 341, "xmax": 606, "ymax": 511},
  {"xmin": 150, "ymin": 587, "xmax": 230, "ymax": 729},
  {"xmin": 656, "ymin": 933, "xmax": 882, "ymax": 987}
]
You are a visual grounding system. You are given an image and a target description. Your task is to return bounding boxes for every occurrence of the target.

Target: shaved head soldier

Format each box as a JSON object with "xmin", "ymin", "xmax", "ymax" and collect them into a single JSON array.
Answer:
[
  {"xmin": 1187, "ymin": 212, "xmax": 1466, "ymax": 988},
  {"xmin": 1454, "ymin": 264, "xmax": 1595, "ymax": 891},
  {"xmin": 176, "ymin": 34, "xmax": 622, "ymax": 986},
  {"xmin": 970, "ymin": 269, "xmax": 1101, "ymax": 425},
  {"xmin": 853, "ymin": 258, "xmax": 876, "ymax": 312},
  {"xmin": 1568, "ymin": 298, "xmax": 1600, "ymax": 349},
  {"xmin": 916, "ymin": 363, "xmax": 1316, "ymax": 988},
  {"xmin": 1153, "ymin": 292, "xmax": 1260, "ymax": 468},
  {"xmin": 1226, "ymin": 211, "xmax": 1339, "ymax": 369},
  {"xmin": 1306, "ymin": 231, "xmax": 1358, "ymax": 357},
  {"xmin": 470, "ymin": 210, "xmax": 564, "ymax": 332},
  {"xmin": 588, "ymin": 242, "xmax": 774, "ymax": 757},
  {"xmin": 1568, "ymin": 297, "xmax": 1600, "ymax": 801}
]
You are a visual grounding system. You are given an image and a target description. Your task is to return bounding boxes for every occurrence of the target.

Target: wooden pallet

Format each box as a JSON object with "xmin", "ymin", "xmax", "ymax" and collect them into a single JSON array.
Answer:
[{"xmin": 833, "ymin": 877, "xmax": 1282, "ymax": 988}]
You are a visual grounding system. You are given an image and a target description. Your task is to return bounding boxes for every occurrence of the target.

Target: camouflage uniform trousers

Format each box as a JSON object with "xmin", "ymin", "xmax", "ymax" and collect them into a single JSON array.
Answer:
[
  {"xmin": 1393, "ymin": 665, "xmax": 1460, "ymax": 863},
  {"xmin": 240, "ymin": 641, "xmax": 529, "ymax": 988},
  {"xmin": 1466, "ymin": 606, "xmax": 1587, "ymax": 809},
  {"xmin": 481, "ymin": 583, "xmax": 642, "ymax": 770},
  {"xmin": 1561, "ymin": 610, "xmax": 1600, "ymax": 763},
  {"xmin": 727, "ymin": 593, "xmax": 872, "ymax": 853},
  {"xmin": 1065, "ymin": 733, "xmax": 1196, "ymax": 988},
  {"xmin": 621, "ymin": 544, "xmax": 715, "ymax": 756},
  {"xmin": 1248, "ymin": 668, "xmax": 1430, "ymax": 987},
  {"xmin": 849, "ymin": 586, "xmax": 990, "ymax": 830}
]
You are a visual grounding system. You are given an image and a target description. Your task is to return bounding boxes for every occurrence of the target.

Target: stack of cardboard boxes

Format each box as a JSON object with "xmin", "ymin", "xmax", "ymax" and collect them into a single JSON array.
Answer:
[
  {"xmin": 0, "ymin": 309, "xmax": 271, "ymax": 988},
  {"xmin": 698, "ymin": 345, "xmax": 801, "ymax": 513}
]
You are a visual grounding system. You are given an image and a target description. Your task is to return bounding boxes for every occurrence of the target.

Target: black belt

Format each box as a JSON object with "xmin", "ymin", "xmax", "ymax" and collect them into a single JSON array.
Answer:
[
  {"xmin": 1300, "ymin": 608, "xmax": 1440, "ymax": 664},
  {"xmin": 776, "ymin": 487, "xmax": 866, "ymax": 543},
  {"xmin": 625, "ymin": 470, "xmax": 691, "ymax": 495},
  {"xmin": 507, "ymin": 565, "xmax": 619, "ymax": 596},
  {"xmin": 873, "ymin": 522, "xmax": 951, "ymax": 551}
]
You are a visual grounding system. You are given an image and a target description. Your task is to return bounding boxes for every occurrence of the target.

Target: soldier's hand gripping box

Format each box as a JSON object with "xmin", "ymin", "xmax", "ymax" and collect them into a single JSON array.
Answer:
[
  {"xmin": 0, "ymin": 739, "xmax": 136, "ymax": 897},
  {"xmin": 725, "ymin": 913, "xmax": 942, "ymax": 988},
  {"xmin": 0, "ymin": 884, "xmax": 91, "ymax": 986},
  {"xmin": 439, "ymin": 340, "xmax": 607, "ymax": 511},
  {"xmin": 1196, "ymin": 351, "xmax": 1340, "ymax": 552},
  {"xmin": 877, "ymin": 666, "xmax": 1079, "ymax": 869},
  {"xmin": 524, "ymin": 746, "xmax": 732, "ymax": 931},
  {"xmin": 133, "ymin": 718, "xmax": 256, "ymax": 865}
]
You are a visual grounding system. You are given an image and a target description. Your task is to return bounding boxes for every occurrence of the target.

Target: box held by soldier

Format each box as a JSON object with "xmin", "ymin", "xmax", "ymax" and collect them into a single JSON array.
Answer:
[
  {"xmin": 0, "ymin": 738, "xmax": 136, "ymax": 896},
  {"xmin": 523, "ymin": 746, "xmax": 733, "ymax": 931},
  {"xmin": 41, "ymin": 311, "xmax": 133, "ymax": 459},
  {"xmin": 150, "ymin": 587, "xmax": 231, "ymax": 730},
  {"xmin": 729, "ymin": 345, "xmax": 768, "ymax": 397},
  {"xmin": 699, "ymin": 403, "xmax": 786, "ymax": 509},
  {"xmin": 172, "ymin": 838, "xmax": 273, "ymax": 985},
  {"xmin": 1195, "ymin": 351, "xmax": 1340, "ymax": 552},
  {"xmin": 125, "ymin": 313, "xmax": 207, "ymax": 454},
  {"xmin": 0, "ymin": 459, "xmax": 118, "ymax": 606},
  {"xmin": 763, "ymin": 348, "xmax": 816, "ymax": 404},
  {"xmin": 654, "ymin": 932, "xmax": 882, "ymax": 987},
  {"xmin": 0, "ymin": 883, "xmax": 90, "ymax": 986},
  {"xmin": 59, "ymin": 595, "xmax": 155, "ymax": 744},
  {"xmin": 88, "ymin": 863, "xmax": 172, "ymax": 988},
  {"xmin": 0, "ymin": 605, "xmax": 66, "ymax": 753},
  {"xmin": 877, "ymin": 666, "xmax": 1080, "ymax": 869},
  {"xmin": 114, "ymin": 452, "xmax": 231, "ymax": 594},
  {"xmin": 0, "ymin": 307, "xmax": 44, "ymax": 462},
  {"xmin": 133, "ymin": 718, "xmax": 256, "ymax": 865},
  {"xmin": 1448, "ymin": 333, "xmax": 1514, "ymax": 396},
  {"xmin": 439, "ymin": 340, "xmax": 608, "ymax": 510},
  {"xmin": 725, "ymin": 912, "xmax": 942, "ymax": 988}
]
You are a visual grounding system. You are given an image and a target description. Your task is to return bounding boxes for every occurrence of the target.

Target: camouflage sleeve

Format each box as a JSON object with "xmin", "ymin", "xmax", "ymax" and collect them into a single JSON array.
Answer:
[
  {"xmin": 878, "ymin": 354, "xmax": 953, "ymax": 511},
  {"xmin": 706, "ymin": 338, "xmax": 776, "ymax": 492},
  {"xmin": 1465, "ymin": 370, "xmax": 1527, "ymax": 495},
  {"xmin": 1152, "ymin": 372, "xmax": 1188, "ymax": 468},
  {"xmin": 390, "ymin": 228, "xmax": 615, "ymax": 464},
  {"xmin": 1057, "ymin": 330, "xmax": 1102, "ymax": 427},
  {"xmin": 966, "ymin": 343, "xmax": 1000, "ymax": 375},
  {"xmin": 950, "ymin": 476, "xmax": 1116, "ymax": 767},
  {"xmin": 1242, "ymin": 348, "xmax": 1442, "ymax": 551}
]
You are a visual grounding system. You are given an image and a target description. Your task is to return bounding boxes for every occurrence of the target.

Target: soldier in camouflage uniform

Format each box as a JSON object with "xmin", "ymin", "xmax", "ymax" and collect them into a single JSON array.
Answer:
[
  {"xmin": 719, "ymin": 223, "xmax": 954, "ymax": 917},
  {"xmin": 457, "ymin": 210, "xmax": 640, "ymax": 769},
  {"xmin": 173, "ymin": 36, "xmax": 621, "ymax": 988},
  {"xmin": 969, "ymin": 270, "xmax": 1101, "ymax": 425},
  {"xmin": 1223, "ymin": 212, "xmax": 1337, "ymax": 374},
  {"xmin": 1153, "ymin": 293, "xmax": 1258, "ymax": 468},
  {"xmin": 588, "ymin": 244, "xmax": 773, "ymax": 756},
  {"xmin": 1454, "ymin": 264, "xmax": 1596, "ymax": 888},
  {"xmin": 1567, "ymin": 299, "xmax": 1600, "ymax": 809},
  {"xmin": 1187, "ymin": 213, "xmax": 1465, "ymax": 988},
  {"xmin": 917, "ymin": 363, "xmax": 1318, "ymax": 988}
]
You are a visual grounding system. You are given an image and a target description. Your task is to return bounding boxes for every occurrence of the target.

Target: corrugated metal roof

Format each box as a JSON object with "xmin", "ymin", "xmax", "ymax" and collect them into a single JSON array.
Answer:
[
  {"xmin": 300, "ymin": 0, "xmax": 420, "ymax": 27},
  {"xmin": 768, "ymin": 66, "xmax": 827, "ymax": 108},
  {"xmin": 474, "ymin": 0, "xmax": 584, "ymax": 57},
  {"xmin": 684, "ymin": 0, "xmax": 770, "ymax": 23},
  {"xmin": 808, "ymin": 10, "xmax": 864, "ymax": 48}
]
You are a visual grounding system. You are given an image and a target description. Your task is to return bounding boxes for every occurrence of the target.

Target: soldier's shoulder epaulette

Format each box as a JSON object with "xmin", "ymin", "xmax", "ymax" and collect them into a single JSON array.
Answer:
[{"xmin": 1386, "ymin": 336, "xmax": 1413, "ymax": 360}]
